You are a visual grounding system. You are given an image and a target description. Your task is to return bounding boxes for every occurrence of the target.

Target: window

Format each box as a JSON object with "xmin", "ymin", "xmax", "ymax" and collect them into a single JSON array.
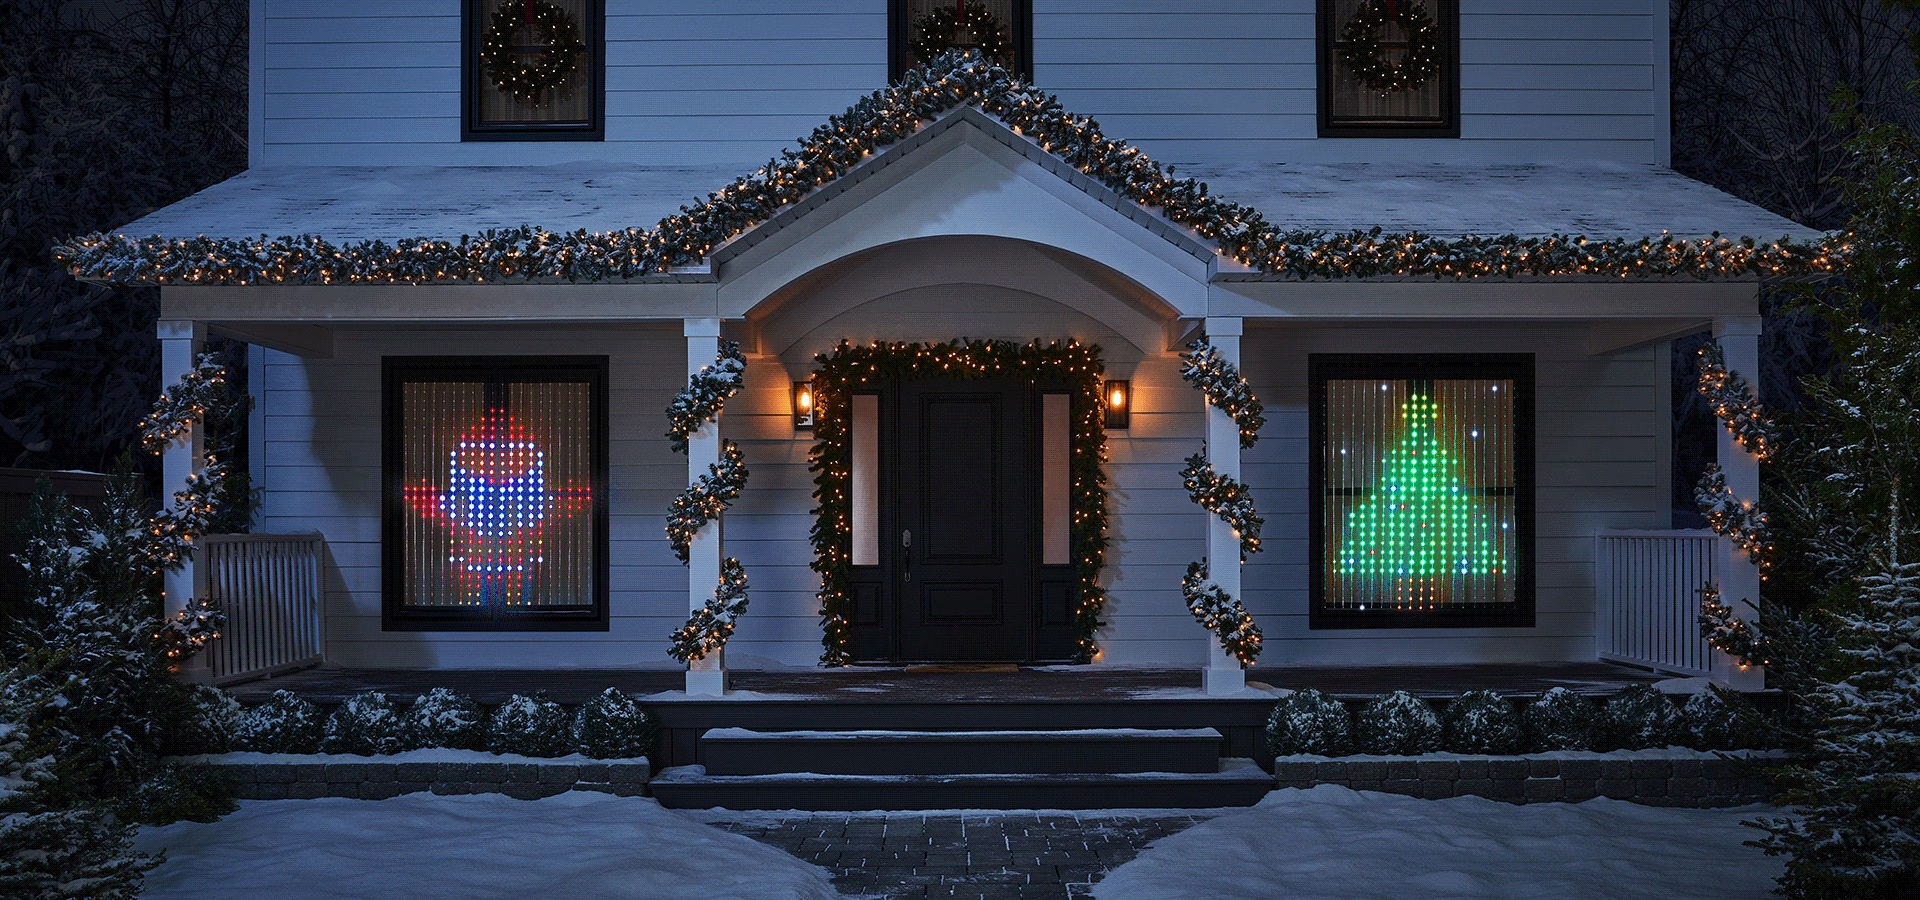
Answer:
[
  {"xmin": 463, "ymin": 0, "xmax": 604, "ymax": 140},
  {"xmin": 383, "ymin": 357, "xmax": 608, "ymax": 630},
  {"xmin": 1309, "ymin": 355, "xmax": 1533, "ymax": 628},
  {"xmin": 891, "ymin": 0, "xmax": 1032, "ymax": 83},
  {"xmin": 1318, "ymin": 0, "xmax": 1459, "ymax": 137}
]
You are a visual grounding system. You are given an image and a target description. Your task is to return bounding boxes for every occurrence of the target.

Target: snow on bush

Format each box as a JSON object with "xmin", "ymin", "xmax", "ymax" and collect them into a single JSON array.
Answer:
[
  {"xmin": 1440, "ymin": 689, "xmax": 1524, "ymax": 754},
  {"xmin": 487, "ymin": 692, "xmax": 571, "ymax": 757},
  {"xmin": 162, "ymin": 686, "xmax": 243, "ymax": 755},
  {"xmin": 1356, "ymin": 691, "xmax": 1443, "ymax": 755},
  {"xmin": 1680, "ymin": 687, "xmax": 1763, "ymax": 751},
  {"xmin": 1266, "ymin": 688, "xmax": 1354, "ymax": 757},
  {"xmin": 321, "ymin": 692, "xmax": 407, "ymax": 755},
  {"xmin": 233, "ymin": 690, "xmax": 324, "ymax": 754},
  {"xmin": 404, "ymin": 688, "xmax": 487, "ymax": 751},
  {"xmin": 1605, "ymin": 684, "xmax": 1681, "ymax": 750},
  {"xmin": 570, "ymin": 688, "xmax": 656, "ymax": 759},
  {"xmin": 1524, "ymin": 687, "xmax": 1605, "ymax": 751},
  {"xmin": 117, "ymin": 761, "xmax": 235, "ymax": 826}
]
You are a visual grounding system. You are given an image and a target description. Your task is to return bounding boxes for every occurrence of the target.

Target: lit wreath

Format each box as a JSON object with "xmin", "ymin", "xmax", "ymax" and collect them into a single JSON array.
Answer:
[
  {"xmin": 908, "ymin": 1, "xmax": 1015, "ymax": 70},
  {"xmin": 1338, "ymin": 0, "xmax": 1441, "ymax": 95},
  {"xmin": 480, "ymin": 0, "xmax": 587, "ymax": 105}
]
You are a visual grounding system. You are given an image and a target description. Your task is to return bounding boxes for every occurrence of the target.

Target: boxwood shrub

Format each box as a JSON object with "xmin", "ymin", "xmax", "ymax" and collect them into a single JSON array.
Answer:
[
  {"xmin": 1440, "ymin": 690, "xmax": 1523, "ymax": 754},
  {"xmin": 1523, "ymin": 687, "xmax": 1605, "ymax": 751},
  {"xmin": 321, "ymin": 691, "xmax": 408, "ymax": 755},
  {"xmin": 487, "ymin": 692, "xmax": 572, "ymax": 757},
  {"xmin": 1356, "ymin": 690, "xmax": 1443, "ymax": 755},
  {"xmin": 234, "ymin": 689, "xmax": 325, "ymax": 754},
  {"xmin": 1267, "ymin": 688, "xmax": 1355, "ymax": 757}
]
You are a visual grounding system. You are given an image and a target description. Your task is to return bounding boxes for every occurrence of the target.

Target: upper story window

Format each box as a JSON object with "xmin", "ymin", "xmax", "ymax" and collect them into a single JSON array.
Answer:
[
  {"xmin": 1318, "ymin": 0, "xmax": 1459, "ymax": 137},
  {"xmin": 891, "ymin": 0, "xmax": 1033, "ymax": 83},
  {"xmin": 1309, "ymin": 355, "xmax": 1534, "ymax": 629},
  {"xmin": 464, "ymin": 0, "xmax": 604, "ymax": 141}
]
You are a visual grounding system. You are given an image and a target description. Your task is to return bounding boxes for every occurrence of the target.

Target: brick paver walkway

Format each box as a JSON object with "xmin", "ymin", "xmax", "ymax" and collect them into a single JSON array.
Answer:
[{"xmin": 689, "ymin": 810, "xmax": 1225, "ymax": 899}]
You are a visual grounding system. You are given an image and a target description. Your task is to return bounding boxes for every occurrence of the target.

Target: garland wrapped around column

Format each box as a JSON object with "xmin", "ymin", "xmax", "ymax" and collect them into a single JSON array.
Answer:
[
  {"xmin": 665, "ymin": 341, "xmax": 752, "ymax": 663},
  {"xmin": 1179, "ymin": 335, "xmax": 1264, "ymax": 666},
  {"xmin": 1695, "ymin": 341, "xmax": 1777, "ymax": 460},
  {"xmin": 1690, "ymin": 341, "xmax": 1777, "ymax": 667}
]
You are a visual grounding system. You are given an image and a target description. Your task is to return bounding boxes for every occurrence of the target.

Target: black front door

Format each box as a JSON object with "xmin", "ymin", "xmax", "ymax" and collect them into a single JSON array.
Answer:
[{"xmin": 894, "ymin": 378, "xmax": 1035, "ymax": 661}]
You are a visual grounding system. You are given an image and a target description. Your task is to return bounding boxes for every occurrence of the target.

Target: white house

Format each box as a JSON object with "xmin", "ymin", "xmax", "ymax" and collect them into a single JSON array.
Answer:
[{"xmin": 68, "ymin": 0, "xmax": 1822, "ymax": 699}]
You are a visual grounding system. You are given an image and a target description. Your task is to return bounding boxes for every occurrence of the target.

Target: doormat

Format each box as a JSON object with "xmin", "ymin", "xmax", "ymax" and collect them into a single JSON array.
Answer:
[{"xmin": 902, "ymin": 664, "xmax": 1020, "ymax": 674}]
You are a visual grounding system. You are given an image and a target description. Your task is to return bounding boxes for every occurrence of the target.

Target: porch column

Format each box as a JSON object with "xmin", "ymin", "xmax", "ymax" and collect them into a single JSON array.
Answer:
[
  {"xmin": 684, "ymin": 318, "xmax": 727, "ymax": 696},
  {"xmin": 1711, "ymin": 316, "xmax": 1766, "ymax": 692},
  {"xmin": 158, "ymin": 319, "xmax": 211, "ymax": 683},
  {"xmin": 1202, "ymin": 317, "xmax": 1247, "ymax": 695}
]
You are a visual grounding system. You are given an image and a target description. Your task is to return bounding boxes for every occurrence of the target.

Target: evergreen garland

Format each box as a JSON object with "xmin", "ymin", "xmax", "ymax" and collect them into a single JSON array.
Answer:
[
  {"xmin": 1181, "ymin": 560, "xmax": 1262, "ymax": 667},
  {"xmin": 54, "ymin": 52, "xmax": 1841, "ymax": 286},
  {"xmin": 137, "ymin": 352, "xmax": 230, "ymax": 453},
  {"xmin": 665, "ymin": 440, "xmax": 747, "ymax": 563},
  {"xmin": 1698, "ymin": 583, "xmax": 1772, "ymax": 668},
  {"xmin": 668, "ymin": 557, "xmax": 750, "ymax": 664},
  {"xmin": 1696, "ymin": 341, "xmax": 1778, "ymax": 460},
  {"xmin": 1180, "ymin": 337, "xmax": 1265, "ymax": 448},
  {"xmin": 808, "ymin": 339, "xmax": 1109, "ymax": 665},
  {"xmin": 665, "ymin": 340, "xmax": 746, "ymax": 455},
  {"xmin": 1180, "ymin": 452, "xmax": 1262, "ymax": 560},
  {"xmin": 1695, "ymin": 462, "xmax": 1773, "ymax": 564},
  {"xmin": 1337, "ymin": 0, "xmax": 1442, "ymax": 95}
]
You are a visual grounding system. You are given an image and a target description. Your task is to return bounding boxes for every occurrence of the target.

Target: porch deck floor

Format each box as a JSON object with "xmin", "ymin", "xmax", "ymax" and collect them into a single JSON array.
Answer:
[{"xmin": 223, "ymin": 662, "xmax": 1663, "ymax": 706}]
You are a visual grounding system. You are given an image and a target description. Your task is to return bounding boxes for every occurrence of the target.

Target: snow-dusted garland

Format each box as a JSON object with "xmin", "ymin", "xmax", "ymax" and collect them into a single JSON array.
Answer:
[
  {"xmin": 668, "ymin": 558, "xmax": 751, "ymax": 664},
  {"xmin": 138, "ymin": 353, "xmax": 231, "ymax": 453},
  {"xmin": 1180, "ymin": 338, "xmax": 1265, "ymax": 448},
  {"xmin": 1181, "ymin": 453, "xmax": 1262, "ymax": 561},
  {"xmin": 1338, "ymin": 0, "xmax": 1441, "ymax": 95},
  {"xmin": 1697, "ymin": 583, "xmax": 1770, "ymax": 668},
  {"xmin": 664, "ymin": 343, "xmax": 751, "ymax": 663},
  {"xmin": 54, "ymin": 52, "xmax": 1839, "ymax": 286},
  {"xmin": 1696, "ymin": 464, "xmax": 1773, "ymax": 565},
  {"xmin": 1696, "ymin": 341, "xmax": 1778, "ymax": 460},
  {"xmin": 1182, "ymin": 560, "xmax": 1262, "ymax": 667}
]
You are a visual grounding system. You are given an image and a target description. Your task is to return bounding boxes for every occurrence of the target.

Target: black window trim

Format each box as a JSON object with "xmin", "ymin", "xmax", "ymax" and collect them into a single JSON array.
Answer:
[
  {"xmin": 382, "ymin": 355, "xmax": 611, "ymax": 631},
  {"xmin": 462, "ymin": 0, "xmax": 606, "ymax": 142},
  {"xmin": 1316, "ymin": 0, "xmax": 1461, "ymax": 139},
  {"xmin": 1307, "ymin": 353, "xmax": 1535, "ymax": 630},
  {"xmin": 889, "ymin": 0, "xmax": 1034, "ymax": 84}
]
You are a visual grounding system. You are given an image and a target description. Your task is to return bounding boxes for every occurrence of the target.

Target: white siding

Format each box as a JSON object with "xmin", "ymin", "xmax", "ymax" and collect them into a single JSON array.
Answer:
[{"xmin": 259, "ymin": 0, "xmax": 1664, "ymax": 169}]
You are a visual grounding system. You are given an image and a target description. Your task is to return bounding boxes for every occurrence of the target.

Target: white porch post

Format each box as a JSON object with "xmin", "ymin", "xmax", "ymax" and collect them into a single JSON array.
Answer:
[
  {"xmin": 1202, "ymin": 317, "xmax": 1247, "ymax": 695},
  {"xmin": 158, "ymin": 319, "xmax": 210, "ymax": 683},
  {"xmin": 684, "ymin": 318, "xmax": 728, "ymax": 696},
  {"xmin": 1711, "ymin": 316, "xmax": 1766, "ymax": 692}
]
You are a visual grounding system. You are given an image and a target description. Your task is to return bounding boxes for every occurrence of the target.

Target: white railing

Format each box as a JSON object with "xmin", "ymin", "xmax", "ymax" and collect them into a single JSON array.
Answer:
[
  {"xmin": 196, "ymin": 533, "xmax": 325, "ymax": 685},
  {"xmin": 1595, "ymin": 529, "xmax": 1720, "ymax": 677}
]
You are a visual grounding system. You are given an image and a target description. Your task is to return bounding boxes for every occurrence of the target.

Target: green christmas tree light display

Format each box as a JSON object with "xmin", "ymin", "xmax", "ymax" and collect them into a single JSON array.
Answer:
[{"xmin": 1336, "ymin": 393, "xmax": 1505, "ymax": 607}]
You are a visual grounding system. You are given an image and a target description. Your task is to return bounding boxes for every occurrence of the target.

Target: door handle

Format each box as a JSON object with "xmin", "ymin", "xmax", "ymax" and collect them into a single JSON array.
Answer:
[
  {"xmin": 902, "ymin": 529, "xmax": 911, "ymax": 582},
  {"xmin": 902, "ymin": 529, "xmax": 911, "ymax": 548}
]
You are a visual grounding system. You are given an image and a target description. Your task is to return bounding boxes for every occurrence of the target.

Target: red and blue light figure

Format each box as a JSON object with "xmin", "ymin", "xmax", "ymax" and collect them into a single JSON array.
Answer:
[{"xmin": 405, "ymin": 413, "xmax": 586, "ymax": 606}]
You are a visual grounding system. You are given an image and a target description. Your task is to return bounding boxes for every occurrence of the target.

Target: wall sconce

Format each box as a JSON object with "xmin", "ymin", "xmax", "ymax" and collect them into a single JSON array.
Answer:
[
  {"xmin": 1104, "ymin": 380, "xmax": 1130, "ymax": 430},
  {"xmin": 792, "ymin": 381, "xmax": 815, "ymax": 430}
]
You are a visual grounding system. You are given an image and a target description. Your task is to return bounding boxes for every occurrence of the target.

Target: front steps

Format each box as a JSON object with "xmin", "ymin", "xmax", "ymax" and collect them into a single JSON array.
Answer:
[{"xmin": 649, "ymin": 727, "xmax": 1273, "ymax": 810}]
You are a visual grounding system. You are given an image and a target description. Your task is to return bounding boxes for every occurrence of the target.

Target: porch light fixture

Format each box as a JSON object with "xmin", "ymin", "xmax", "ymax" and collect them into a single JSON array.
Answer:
[
  {"xmin": 792, "ymin": 381, "xmax": 815, "ymax": 430},
  {"xmin": 1104, "ymin": 380, "xmax": 1130, "ymax": 430}
]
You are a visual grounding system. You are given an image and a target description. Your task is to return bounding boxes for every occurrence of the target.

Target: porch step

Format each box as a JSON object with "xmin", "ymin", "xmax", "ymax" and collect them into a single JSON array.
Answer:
[
  {"xmin": 698, "ymin": 727, "xmax": 1225, "ymax": 776},
  {"xmin": 648, "ymin": 758, "xmax": 1274, "ymax": 811}
]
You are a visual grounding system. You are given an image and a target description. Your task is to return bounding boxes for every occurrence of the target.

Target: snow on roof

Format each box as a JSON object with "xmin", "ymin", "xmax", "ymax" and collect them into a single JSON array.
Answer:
[{"xmin": 117, "ymin": 158, "xmax": 1819, "ymax": 250}]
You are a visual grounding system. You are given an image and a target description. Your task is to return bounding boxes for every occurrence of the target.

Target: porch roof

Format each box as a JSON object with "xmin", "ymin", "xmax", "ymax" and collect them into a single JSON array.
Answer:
[{"xmin": 117, "ymin": 159, "xmax": 1818, "ymax": 247}]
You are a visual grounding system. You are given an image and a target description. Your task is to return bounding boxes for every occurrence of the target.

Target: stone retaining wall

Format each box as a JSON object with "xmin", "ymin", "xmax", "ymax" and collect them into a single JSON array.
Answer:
[
  {"xmin": 206, "ymin": 758, "xmax": 651, "ymax": 801},
  {"xmin": 1272, "ymin": 753, "xmax": 1777, "ymax": 807}
]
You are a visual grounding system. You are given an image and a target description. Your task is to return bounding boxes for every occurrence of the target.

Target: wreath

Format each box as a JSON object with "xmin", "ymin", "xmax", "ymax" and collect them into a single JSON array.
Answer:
[
  {"xmin": 481, "ymin": 0, "xmax": 587, "ymax": 105},
  {"xmin": 908, "ymin": 1, "xmax": 1015, "ymax": 70},
  {"xmin": 1337, "ymin": 0, "xmax": 1441, "ymax": 95}
]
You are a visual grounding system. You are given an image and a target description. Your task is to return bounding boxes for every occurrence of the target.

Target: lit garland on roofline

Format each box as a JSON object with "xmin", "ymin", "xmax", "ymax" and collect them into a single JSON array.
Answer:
[{"xmin": 54, "ymin": 52, "xmax": 1843, "ymax": 286}]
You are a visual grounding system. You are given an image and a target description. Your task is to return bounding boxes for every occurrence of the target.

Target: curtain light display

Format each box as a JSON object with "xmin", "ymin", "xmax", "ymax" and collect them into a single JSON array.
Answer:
[{"xmin": 1326, "ymin": 381, "xmax": 1514, "ymax": 610}]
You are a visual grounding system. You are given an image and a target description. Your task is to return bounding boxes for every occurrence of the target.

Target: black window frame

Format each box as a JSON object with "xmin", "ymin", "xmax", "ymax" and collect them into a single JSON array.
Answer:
[
  {"xmin": 1316, "ymin": 0, "xmax": 1461, "ymax": 138},
  {"xmin": 382, "ymin": 355, "xmax": 610, "ymax": 632},
  {"xmin": 462, "ymin": 0, "xmax": 606, "ymax": 142},
  {"xmin": 1308, "ymin": 353, "xmax": 1535, "ymax": 630},
  {"xmin": 889, "ymin": 0, "xmax": 1034, "ymax": 84}
]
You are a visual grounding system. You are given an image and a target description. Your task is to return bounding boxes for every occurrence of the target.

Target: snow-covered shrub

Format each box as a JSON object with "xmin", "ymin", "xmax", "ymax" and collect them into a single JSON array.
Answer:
[
  {"xmin": 1266, "ymin": 689, "xmax": 1354, "ymax": 757},
  {"xmin": 234, "ymin": 690, "xmax": 324, "ymax": 753},
  {"xmin": 115, "ymin": 761, "xmax": 235, "ymax": 826},
  {"xmin": 404, "ymin": 688, "xmax": 486, "ymax": 751},
  {"xmin": 1679, "ymin": 687, "xmax": 1764, "ymax": 750},
  {"xmin": 487, "ymin": 692, "xmax": 571, "ymax": 757},
  {"xmin": 1356, "ymin": 691, "xmax": 1443, "ymax": 755},
  {"xmin": 1605, "ymin": 684, "xmax": 1681, "ymax": 750},
  {"xmin": 570, "ymin": 688, "xmax": 657, "ymax": 759},
  {"xmin": 161, "ymin": 685, "xmax": 243, "ymax": 755},
  {"xmin": 321, "ymin": 692, "xmax": 407, "ymax": 755},
  {"xmin": 1523, "ymin": 687, "xmax": 1605, "ymax": 751},
  {"xmin": 1440, "ymin": 690, "xmax": 1523, "ymax": 754}
]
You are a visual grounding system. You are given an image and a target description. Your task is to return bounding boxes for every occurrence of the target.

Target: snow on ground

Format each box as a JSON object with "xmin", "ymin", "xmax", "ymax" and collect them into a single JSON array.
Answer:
[
  {"xmin": 134, "ymin": 792, "xmax": 840, "ymax": 900},
  {"xmin": 1094, "ymin": 785, "xmax": 1785, "ymax": 900}
]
